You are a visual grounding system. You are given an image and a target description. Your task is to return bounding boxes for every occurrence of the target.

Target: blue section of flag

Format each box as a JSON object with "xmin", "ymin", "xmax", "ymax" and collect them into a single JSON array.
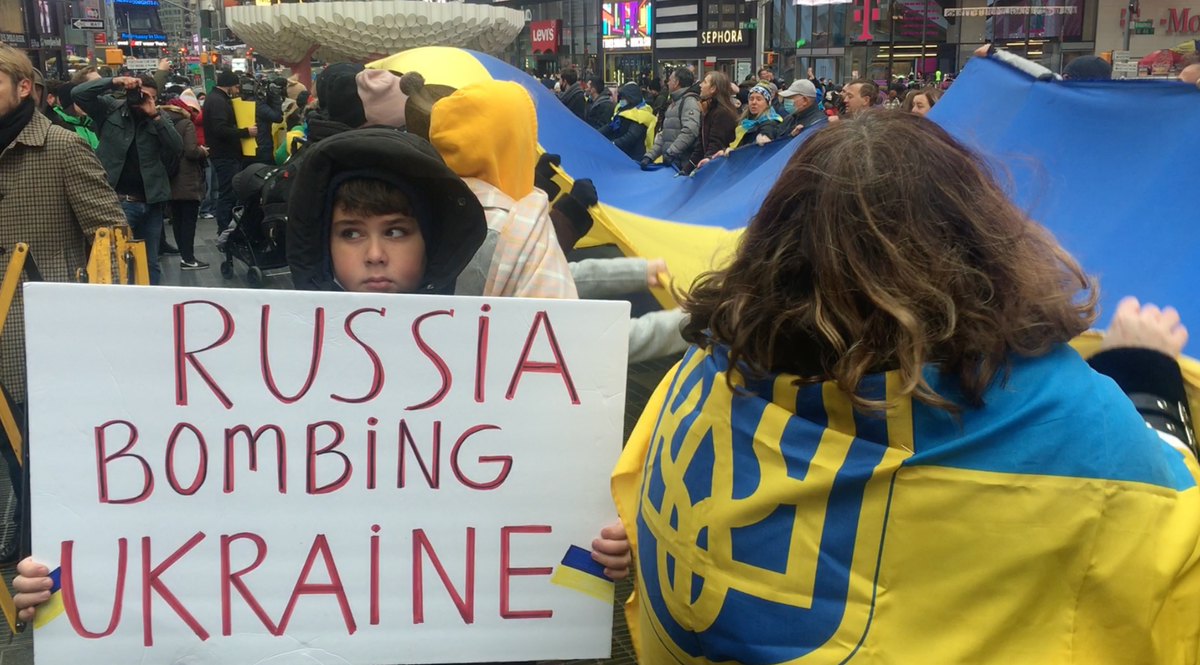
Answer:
[
  {"xmin": 561, "ymin": 544, "xmax": 607, "ymax": 580},
  {"xmin": 908, "ymin": 344, "xmax": 1197, "ymax": 491},
  {"xmin": 472, "ymin": 50, "xmax": 1200, "ymax": 347},
  {"xmin": 48, "ymin": 567, "xmax": 61, "ymax": 594}
]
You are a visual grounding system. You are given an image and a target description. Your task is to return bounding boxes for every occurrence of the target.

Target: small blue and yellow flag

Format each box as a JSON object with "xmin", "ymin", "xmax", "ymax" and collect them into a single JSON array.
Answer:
[
  {"xmin": 31, "ymin": 567, "xmax": 64, "ymax": 629},
  {"xmin": 550, "ymin": 545, "xmax": 614, "ymax": 604}
]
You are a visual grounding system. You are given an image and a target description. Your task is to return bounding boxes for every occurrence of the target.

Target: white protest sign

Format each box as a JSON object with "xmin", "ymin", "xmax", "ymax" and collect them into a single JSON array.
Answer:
[{"xmin": 25, "ymin": 283, "xmax": 630, "ymax": 665}]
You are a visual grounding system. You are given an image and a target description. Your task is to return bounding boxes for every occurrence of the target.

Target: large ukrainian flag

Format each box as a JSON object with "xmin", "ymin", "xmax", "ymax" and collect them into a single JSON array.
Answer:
[
  {"xmin": 368, "ymin": 48, "xmax": 1200, "ymax": 343},
  {"xmin": 612, "ymin": 342, "xmax": 1200, "ymax": 664},
  {"xmin": 369, "ymin": 47, "xmax": 1200, "ymax": 427}
]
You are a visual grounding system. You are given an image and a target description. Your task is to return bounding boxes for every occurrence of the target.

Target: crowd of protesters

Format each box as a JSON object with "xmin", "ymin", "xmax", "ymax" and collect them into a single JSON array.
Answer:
[
  {"xmin": 558, "ymin": 62, "xmax": 960, "ymax": 171},
  {"xmin": 0, "ymin": 38, "xmax": 1198, "ymax": 664}
]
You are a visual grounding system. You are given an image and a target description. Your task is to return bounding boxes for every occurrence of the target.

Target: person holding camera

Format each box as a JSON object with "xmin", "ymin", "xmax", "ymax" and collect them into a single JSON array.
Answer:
[
  {"xmin": 203, "ymin": 71, "xmax": 257, "ymax": 234},
  {"xmin": 72, "ymin": 71, "xmax": 183, "ymax": 285},
  {"xmin": 254, "ymin": 76, "xmax": 284, "ymax": 164}
]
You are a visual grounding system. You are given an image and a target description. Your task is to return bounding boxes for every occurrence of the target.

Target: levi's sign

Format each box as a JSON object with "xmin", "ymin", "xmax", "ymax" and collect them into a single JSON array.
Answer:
[
  {"xmin": 530, "ymin": 19, "xmax": 560, "ymax": 51},
  {"xmin": 25, "ymin": 284, "xmax": 630, "ymax": 665}
]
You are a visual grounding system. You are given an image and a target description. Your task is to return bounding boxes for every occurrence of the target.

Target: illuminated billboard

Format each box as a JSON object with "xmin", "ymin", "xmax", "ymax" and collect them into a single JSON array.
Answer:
[{"xmin": 602, "ymin": 0, "xmax": 652, "ymax": 50}]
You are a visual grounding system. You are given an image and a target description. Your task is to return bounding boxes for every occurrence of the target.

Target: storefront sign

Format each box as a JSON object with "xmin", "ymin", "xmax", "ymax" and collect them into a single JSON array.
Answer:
[
  {"xmin": 1165, "ymin": 7, "xmax": 1200, "ymax": 33},
  {"xmin": 121, "ymin": 31, "xmax": 166, "ymax": 40},
  {"xmin": 530, "ymin": 19, "xmax": 560, "ymax": 53},
  {"xmin": 117, "ymin": 39, "xmax": 169, "ymax": 47},
  {"xmin": 39, "ymin": 36, "xmax": 62, "ymax": 47},
  {"xmin": 0, "ymin": 32, "xmax": 26, "ymax": 46},
  {"xmin": 854, "ymin": 0, "xmax": 880, "ymax": 40},
  {"xmin": 603, "ymin": 36, "xmax": 651, "ymax": 49},
  {"xmin": 700, "ymin": 29, "xmax": 746, "ymax": 44},
  {"xmin": 603, "ymin": 0, "xmax": 652, "ymax": 50}
]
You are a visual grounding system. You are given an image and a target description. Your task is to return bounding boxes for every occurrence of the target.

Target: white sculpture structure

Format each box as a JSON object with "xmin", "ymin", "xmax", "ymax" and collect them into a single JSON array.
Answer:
[{"xmin": 226, "ymin": 1, "xmax": 524, "ymax": 79}]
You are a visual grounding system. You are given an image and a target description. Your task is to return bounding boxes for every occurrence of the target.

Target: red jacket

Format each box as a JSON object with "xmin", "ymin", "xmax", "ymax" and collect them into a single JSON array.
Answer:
[{"xmin": 194, "ymin": 109, "xmax": 205, "ymax": 146}]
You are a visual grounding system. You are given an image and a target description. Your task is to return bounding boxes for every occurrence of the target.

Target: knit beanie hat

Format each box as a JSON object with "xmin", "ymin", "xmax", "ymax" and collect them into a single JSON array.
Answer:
[
  {"xmin": 216, "ymin": 70, "xmax": 240, "ymax": 87},
  {"xmin": 315, "ymin": 62, "xmax": 362, "ymax": 102},
  {"xmin": 356, "ymin": 69, "xmax": 408, "ymax": 128},
  {"xmin": 400, "ymin": 71, "xmax": 456, "ymax": 141},
  {"xmin": 749, "ymin": 84, "xmax": 774, "ymax": 105},
  {"xmin": 57, "ymin": 82, "xmax": 75, "ymax": 108},
  {"xmin": 178, "ymin": 88, "xmax": 202, "ymax": 113},
  {"xmin": 321, "ymin": 65, "xmax": 367, "ymax": 128}
]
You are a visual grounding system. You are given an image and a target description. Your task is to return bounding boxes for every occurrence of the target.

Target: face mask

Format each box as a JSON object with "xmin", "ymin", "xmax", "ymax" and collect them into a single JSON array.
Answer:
[
  {"xmin": 617, "ymin": 99, "xmax": 628, "ymax": 109},
  {"xmin": 783, "ymin": 99, "xmax": 796, "ymax": 114}
]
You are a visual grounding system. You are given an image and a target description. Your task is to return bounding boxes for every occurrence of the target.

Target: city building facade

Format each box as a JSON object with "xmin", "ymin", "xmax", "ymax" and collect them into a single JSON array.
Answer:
[
  {"xmin": 1095, "ymin": 0, "xmax": 1198, "ymax": 62},
  {"xmin": 496, "ymin": 0, "xmax": 1190, "ymax": 86}
]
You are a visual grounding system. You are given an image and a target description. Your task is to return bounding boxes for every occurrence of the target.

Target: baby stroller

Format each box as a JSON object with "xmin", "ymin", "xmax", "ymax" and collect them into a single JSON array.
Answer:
[{"xmin": 220, "ymin": 163, "xmax": 290, "ymax": 287}]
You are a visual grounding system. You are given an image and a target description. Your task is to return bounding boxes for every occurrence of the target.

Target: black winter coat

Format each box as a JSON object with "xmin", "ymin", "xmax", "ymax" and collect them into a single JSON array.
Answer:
[
  {"xmin": 255, "ymin": 94, "xmax": 283, "ymax": 161},
  {"xmin": 776, "ymin": 103, "xmax": 828, "ymax": 139},
  {"xmin": 558, "ymin": 83, "xmax": 587, "ymax": 121},
  {"xmin": 602, "ymin": 115, "xmax": 649, "ymax": 161},
  {"xmin": 202, "ymin": 87, "xmax": 252, "ymax": 160},
  {"xmin": 586, "ymin": 96, "xmax": 615, "ymax": 130},
  {"xmin": 736, "ymin": 118, "xmax": 781, "ymax": 147}
]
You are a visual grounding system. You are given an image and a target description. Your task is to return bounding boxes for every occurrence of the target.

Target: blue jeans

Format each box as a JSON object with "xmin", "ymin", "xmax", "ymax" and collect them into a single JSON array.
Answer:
[
  {"xmin": 120, "ymin": 200, "xmax": 164, "ymax": 285},
  {"xmin": 200, "ymin": 163, "xmax": 217, "ymax": 216},
  {"xmin": 211, "ymin": 157, "xmax": 242, "ymax": 234}
]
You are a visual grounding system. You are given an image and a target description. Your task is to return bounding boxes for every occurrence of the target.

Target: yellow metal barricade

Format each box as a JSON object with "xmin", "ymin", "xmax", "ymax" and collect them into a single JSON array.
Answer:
[
  {"xmin": 0, "ymin": 228, "xmax": 148, "ymax": 634},
  {"xmin": 77, "ymin": 225, "xmax": 150, "ymax": 286}
]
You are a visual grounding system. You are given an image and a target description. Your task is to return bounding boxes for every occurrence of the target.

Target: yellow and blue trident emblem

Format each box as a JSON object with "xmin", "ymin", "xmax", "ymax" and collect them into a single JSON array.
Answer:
[{"xmin": 635, "ymin": 346, "xmax": 913, "ymax": 664}]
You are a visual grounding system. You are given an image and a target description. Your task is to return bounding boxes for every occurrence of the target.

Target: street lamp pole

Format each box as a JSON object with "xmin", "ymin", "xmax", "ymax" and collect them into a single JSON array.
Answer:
[{"xmin": 887, "ymin": 10, "xmax": 897, "ymax": 80}]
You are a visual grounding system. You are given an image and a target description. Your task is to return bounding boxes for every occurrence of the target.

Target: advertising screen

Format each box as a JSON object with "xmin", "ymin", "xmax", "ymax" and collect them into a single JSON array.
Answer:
[{"xmin": 602, "ymin": 0, "xmax": 652, "ymax": 49}]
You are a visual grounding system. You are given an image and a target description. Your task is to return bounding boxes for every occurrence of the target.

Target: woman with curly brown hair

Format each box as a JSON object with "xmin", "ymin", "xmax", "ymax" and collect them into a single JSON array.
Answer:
[{"xmin": 612, "ymin": 110, "xmax": 1198, "ymax": 665}]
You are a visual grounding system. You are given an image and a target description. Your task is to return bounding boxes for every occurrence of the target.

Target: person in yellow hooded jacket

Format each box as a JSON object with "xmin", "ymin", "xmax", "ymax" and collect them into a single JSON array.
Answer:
[
  {"xmin": 612, "ymin": 110, "xmax": 1200, "ymax": 665},
  {"xmin": 405, "ymin": 74, "xmax": 578, "ymax": 299},
  {"xmin": 602, "ymin": 82, "xmax": 657, "ymax": 161}
]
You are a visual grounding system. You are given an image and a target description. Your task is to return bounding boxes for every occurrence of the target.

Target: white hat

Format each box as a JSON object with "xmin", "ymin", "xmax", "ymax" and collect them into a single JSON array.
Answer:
[{"xmin": 779, "ymin": 79, "xmax": 817, "ymax": 99}]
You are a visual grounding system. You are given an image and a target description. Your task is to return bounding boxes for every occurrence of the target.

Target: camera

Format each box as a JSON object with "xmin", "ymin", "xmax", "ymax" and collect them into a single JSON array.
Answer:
[
  {"xmin": 239, "ymin": 76, "xmax": 286, "ymax": 103},
  {"xmin": 239, "ymin": 76, "xmax": 258, "ymax": 101}
]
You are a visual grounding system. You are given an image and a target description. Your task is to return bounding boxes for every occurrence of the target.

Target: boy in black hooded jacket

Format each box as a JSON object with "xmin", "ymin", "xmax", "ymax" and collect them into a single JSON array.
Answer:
[{"xmin": 286, "ymin": 127, "xmax": 489, "ymax": 294}]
